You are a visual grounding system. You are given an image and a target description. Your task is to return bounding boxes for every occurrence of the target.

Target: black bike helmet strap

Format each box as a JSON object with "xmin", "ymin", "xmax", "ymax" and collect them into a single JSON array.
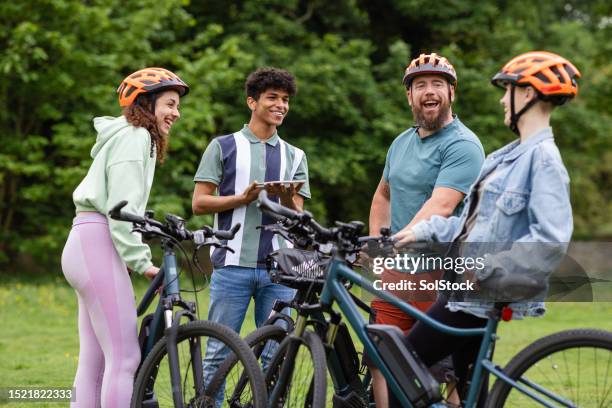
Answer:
[
  {"xmin": 509, "ymin": 84, "xmax": 539, "ymax": 135},
  {"xmin": 149, "ymin": 92, "xmax": 160, "ymax": 115}
]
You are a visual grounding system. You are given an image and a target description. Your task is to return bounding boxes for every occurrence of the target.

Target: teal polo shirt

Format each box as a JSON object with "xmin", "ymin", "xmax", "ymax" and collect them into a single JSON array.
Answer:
[{"xmin": 383, "ymin": 116, "xmax": 484, "ymax": 234}]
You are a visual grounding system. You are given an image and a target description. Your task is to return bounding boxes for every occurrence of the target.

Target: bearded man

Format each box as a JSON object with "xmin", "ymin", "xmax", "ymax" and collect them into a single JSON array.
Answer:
[{"xmin": 366, "ymin": 53, "xmax": 485, "ymax": 407}]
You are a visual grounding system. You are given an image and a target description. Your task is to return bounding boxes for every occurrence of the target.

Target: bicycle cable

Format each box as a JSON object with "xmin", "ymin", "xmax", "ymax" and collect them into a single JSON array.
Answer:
[{"xmin": 152, "ymin": 234, "xmax": 204, "ymax": 321}]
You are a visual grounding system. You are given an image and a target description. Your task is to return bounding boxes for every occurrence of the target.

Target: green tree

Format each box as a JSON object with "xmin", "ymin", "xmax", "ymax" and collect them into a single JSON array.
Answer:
[{"xmin": 1, "ymin": 0, "xmax": 610, "ymax": 273}]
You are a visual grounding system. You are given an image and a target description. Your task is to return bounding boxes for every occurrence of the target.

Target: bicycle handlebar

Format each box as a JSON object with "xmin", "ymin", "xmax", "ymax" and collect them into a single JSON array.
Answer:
[
  {"xmin": 257, "ymin": 191, "xmax": 396, "ymax": 253},
  {"xmin": 108, "ymin": 200, "xmax": 241, "ymax": 245},
  {"xmin": 109, "ymin": 200, "xmax": 148, "ymax": 225},
  {"xmin": 215, "ymin": 223, "xmax": 241, "ymax": 240},
  {"xmin": 257, "ymin": 191, "xmax": 301, "ymax": 220},
  {"xmin": 257, "ymin": 190, "xmax": 336, "ymax": 242}
]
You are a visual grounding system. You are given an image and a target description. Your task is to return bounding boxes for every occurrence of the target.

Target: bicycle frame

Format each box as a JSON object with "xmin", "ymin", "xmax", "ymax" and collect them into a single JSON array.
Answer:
[
  {"xmin": 262, "ymin": 284, "xmax": 369, "ymax": 405},
  {"xmin": 138, "ymin": 242, "xmax": 203, "ymax": 407},
  {"xmin": 319, "ymin": 257, "xmax": 563, "ymax": 408},
  {"xmin": 109, "ymin": 201, "xmax": 243, "ymax": 407}
]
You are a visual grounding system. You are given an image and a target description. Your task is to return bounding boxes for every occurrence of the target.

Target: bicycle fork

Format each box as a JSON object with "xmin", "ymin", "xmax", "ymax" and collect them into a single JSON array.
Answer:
[
  {"xmin": 268, "ymin": 312, "xmax": 309, "ymax": 406},
  {"xmin": 160, "ymin": 253, "xmax": 204, "ymax": 407}
]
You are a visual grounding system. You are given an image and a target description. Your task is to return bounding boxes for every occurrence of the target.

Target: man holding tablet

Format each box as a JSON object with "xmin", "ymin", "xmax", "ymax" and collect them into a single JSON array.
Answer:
[{"xmin": 192, "ymin": 67, "xmax": 310, "ymax": 385}]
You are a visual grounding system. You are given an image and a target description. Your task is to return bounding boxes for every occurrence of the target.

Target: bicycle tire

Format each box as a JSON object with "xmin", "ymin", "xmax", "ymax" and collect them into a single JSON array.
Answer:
[
  {"xmin": 210, "ymin": 324, "xmax": 289, "ymax": 404},
  {"xmin": 245, "ymin": 324, "xmax": 289, "ymax": 366},
  {"xmin": 131, "ymin": 320, "xmax": 267, "ymax": 408},
  {"xmin": 242, "ymin": 324, "xmax": 370, "ymax": 408},
  {"xmin": 266, "ymin": 330, "xmax": 327, "ymax": 407},
  {"xmin": 486, "ymin": 328, "xmax": 612, "ymax": 408}
]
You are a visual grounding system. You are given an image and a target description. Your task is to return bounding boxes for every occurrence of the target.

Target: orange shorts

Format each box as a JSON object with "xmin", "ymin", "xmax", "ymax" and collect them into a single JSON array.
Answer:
[
  {"xmin": 371, "ymin": 268, "xmax": 441, "ymax": 333},
  {"xmin": 371, "ymin": 298, "xmax": 433, "ymax": 334}
]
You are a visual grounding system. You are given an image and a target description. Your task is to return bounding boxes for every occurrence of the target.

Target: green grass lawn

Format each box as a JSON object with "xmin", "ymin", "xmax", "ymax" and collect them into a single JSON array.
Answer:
[{"xmin": 0, "ymin": 273, "xmax": 611, "ymax": 407}]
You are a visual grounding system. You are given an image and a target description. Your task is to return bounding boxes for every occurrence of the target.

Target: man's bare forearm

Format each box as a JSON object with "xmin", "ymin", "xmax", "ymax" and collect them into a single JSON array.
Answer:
[
  {"xmin": 369, "ymin": 193, "xmax": 391, "ymax": 235},
  {"xmin": 406, "ymin": 200, "xmax": 454, "ymax": 228},
  {"xmin": 405, "ymin": 187, "xmax": 464, "ymax": 229},
  {"xmin": 192, "ymin": 193, "xmax": 246, "ymax": 215}
]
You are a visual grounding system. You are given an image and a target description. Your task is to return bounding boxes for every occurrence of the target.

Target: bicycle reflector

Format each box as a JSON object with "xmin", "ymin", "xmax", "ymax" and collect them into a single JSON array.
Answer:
[{"xmin": 501, "ymin": 306, "xmax": 513, "ymax": 321}]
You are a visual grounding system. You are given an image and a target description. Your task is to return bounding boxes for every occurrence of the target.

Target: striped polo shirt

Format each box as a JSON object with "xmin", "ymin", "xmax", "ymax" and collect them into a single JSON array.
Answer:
[{"xmin": 194, "ymin": 125, "xmax": 311, "ymax": 269}]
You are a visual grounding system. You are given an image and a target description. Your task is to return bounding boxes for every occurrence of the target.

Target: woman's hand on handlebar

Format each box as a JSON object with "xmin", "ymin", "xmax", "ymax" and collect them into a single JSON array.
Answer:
[
  {"xmin": 144, "ymin": 265, "xmax": 160, "ymax": 281},
  {"xmin": 392, "ymin": 227, "xmax": 416, "ymax": 247}
]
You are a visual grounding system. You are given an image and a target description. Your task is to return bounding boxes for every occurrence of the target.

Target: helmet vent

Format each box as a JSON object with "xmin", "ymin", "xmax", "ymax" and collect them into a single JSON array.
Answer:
[
  {"xmin": 117, "ymin": 67, "xmax": 189, "ymax": 107},
  {"xmin": 535, "ymin": 72, "xmax": 550, "ymax": 83},
  {"xmin": 124, "ymin": 86, "xmax": 137, "ymax": 98},
  {"xmin": 550, "ymin": 66, "xmax": 565, "ymax": 83}
]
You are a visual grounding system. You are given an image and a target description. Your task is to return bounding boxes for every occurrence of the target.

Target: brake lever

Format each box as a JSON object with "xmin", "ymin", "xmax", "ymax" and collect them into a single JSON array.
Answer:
[
  {"xmin": 132, "ymin": 225, "xmax": 169, "ymax": 240},
  {"xmin": 257, "ymin": 225, "xmax": 295, "ymax": 242},
  {"xmin": 257, "ymin": 225, "xmax": 282, "ymax": 232},
  {"xmin": 194, "ymin": 238, "xmax": 236, "ymax": 254},
  {"xmin": 217, "ymin": 244, "xmax": 235, "ymax": 254}
]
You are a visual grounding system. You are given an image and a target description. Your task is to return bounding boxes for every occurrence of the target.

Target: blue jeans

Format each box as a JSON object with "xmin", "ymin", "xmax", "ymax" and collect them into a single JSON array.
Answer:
[{"xmin": 202, "ymin": 266, "xmax": 295, "ymax": 406}]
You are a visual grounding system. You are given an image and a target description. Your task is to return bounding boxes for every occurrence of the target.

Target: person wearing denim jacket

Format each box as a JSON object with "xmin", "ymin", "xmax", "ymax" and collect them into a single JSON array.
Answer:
[
  {"xmin": 389, "ymin": 51, "xmax": 581, "ymax": 407},
  {"xmin": 410, "ymin": 126, "xmax": 572, "ymax": 319}
]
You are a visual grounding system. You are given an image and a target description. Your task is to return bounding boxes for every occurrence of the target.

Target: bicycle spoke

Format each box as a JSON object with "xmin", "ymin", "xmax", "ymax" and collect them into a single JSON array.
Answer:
[
  {"xmin": 134, "ymin": 322, "xmax": 262, "ymax": 408},
  {"xmin": 265, "ymin": 331, "xmax": 326, "ymax": 408},
  {"xmin": 594, "ymin": 347, "xmax": 598, "ymax": 408},
  {"xmin": 491, "ymin": 331, "xmax": 612, "ymax": 408},
  {"xmin": 576, "ymin": 347, "xmax": 580, "ymax": 407},
  {"xmin": 599, "ymin": 349, "xmax": 612, "ymax": 408}
]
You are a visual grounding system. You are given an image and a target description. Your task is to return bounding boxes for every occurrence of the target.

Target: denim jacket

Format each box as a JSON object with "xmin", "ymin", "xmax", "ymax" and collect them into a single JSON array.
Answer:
[{"xmin": 412, "ymin": 127, "xmax": 573, "ymax": 319}]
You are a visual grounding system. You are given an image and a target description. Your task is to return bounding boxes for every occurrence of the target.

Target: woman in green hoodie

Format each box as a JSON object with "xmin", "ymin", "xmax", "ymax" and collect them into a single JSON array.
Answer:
[{"xmin": 61, "ymin": 67, "xmax": 189, "ymax": 407}]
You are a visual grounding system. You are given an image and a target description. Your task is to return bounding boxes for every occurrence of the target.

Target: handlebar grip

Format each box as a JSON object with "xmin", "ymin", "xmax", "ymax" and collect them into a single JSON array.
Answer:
[
  {"xmin": 257, "ymin": 190, "xmax": 299, "ymax": 220},
  {"xmin": 215, "ymin": 223, "xmax": 241, "ymax": 240},
  {"xmin": 108, "ymin": 200, "xmax": 145, "ymax": 224},
  {"xmin": 108, "ymin": 200, "xmax": 128, "ymax": 219}
]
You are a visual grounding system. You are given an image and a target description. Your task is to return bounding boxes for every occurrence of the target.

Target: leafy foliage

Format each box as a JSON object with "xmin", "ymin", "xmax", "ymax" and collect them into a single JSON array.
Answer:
[{"xmin": 1, "ymin": 0, "xmax": 610, "ymax": 271}]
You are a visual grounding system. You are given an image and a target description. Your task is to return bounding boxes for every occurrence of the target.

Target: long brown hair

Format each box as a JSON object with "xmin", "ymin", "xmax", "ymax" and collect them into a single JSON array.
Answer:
[{"xmin": 122, "ymin": 93, "xmax": 168, "ymax": 163}]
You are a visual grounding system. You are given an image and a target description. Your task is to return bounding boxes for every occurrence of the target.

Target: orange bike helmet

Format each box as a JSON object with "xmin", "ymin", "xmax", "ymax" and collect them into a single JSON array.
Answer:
[
  {"xmin": 117, "ymin": 67, "xmax": 189, "ymax": 107},
  {"xmin": 491, "ymin": 51, "xmax": 580, "ymax": 104},
  {"xmin": 491, "ymin": 51, "xmax": 580, "ymax": 134},
  {"xmin": 402, "ymin": 53, "xmax": 457, "ymax": 88}
]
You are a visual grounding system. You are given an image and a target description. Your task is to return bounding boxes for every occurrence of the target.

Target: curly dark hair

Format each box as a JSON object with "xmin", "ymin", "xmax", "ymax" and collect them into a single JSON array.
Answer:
[
  {"xmin": 245, "ymin": 67, "xmax": 297, "ymax": 100},
  {"xmin": 122, "ymin": 93, "xmax": 168, "ymax": 163}
]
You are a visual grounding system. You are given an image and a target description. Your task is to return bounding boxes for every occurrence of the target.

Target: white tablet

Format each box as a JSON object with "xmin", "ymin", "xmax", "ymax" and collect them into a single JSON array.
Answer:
[{"xmin": 256, "ymin": 180, "xmax": 305, "ymax": 189}]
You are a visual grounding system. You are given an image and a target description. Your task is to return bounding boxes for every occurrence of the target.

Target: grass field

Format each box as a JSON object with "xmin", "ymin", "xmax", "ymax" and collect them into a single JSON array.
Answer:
[{"xmin": 0, "ymin": 273, "xmax": 611, "ymax": 407}]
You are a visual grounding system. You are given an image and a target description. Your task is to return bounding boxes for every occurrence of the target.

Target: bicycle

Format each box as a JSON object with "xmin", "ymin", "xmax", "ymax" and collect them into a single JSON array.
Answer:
[
  {"xmin": 255, "ymin": 190, "xmax": 612, "ymax": 408},
  {"xmin": 251, "ymin": 200, "xmax": 458, "ymax": 407},
  {"xmin": 215, "ymin": 203, "xmax": 380, "ymax": 407},
  {"xmin": 108, "ymin": 200, "xmax": 267, "ymax": 408}
]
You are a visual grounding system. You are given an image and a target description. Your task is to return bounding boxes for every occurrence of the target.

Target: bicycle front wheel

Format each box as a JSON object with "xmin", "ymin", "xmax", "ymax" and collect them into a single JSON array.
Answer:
[
  {"xmin": 210, "ymin": 324, "xmax": 289, "ymax": 405},
  {"xmin": 266, "ymin": 330, "xmax": 327, "ymax": 407},
  {"xmin": 487, "ymin": 328, "xmax": 612, "ymax": 408},
  {"xmin": 131, "ymin": 320, "xmax": 267, "ymax": 408}
]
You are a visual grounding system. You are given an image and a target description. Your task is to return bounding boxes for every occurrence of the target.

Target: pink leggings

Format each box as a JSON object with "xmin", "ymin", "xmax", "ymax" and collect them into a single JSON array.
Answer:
[{"xmin": 61, "ymin": 213, "xmax": 140, "ymax": 407}]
